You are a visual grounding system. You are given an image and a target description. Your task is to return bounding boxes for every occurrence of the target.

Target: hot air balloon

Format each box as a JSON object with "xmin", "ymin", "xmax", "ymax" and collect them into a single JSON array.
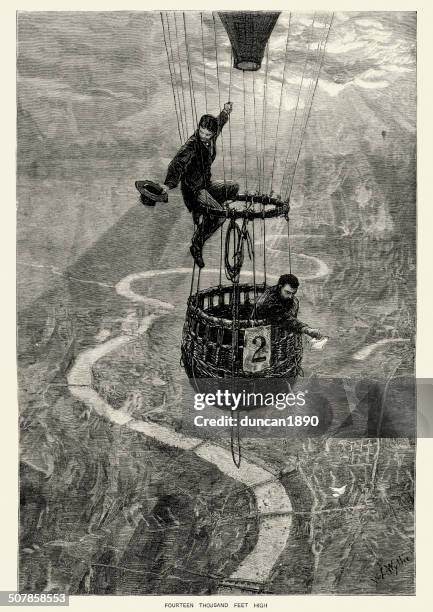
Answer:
[
  {"xmin": 218, "ymin": 12, "xmax": 280, "ymax": 71},
  {"xmin": 138, "ymin": 12, "xmax": 334, "ymax": 463}
]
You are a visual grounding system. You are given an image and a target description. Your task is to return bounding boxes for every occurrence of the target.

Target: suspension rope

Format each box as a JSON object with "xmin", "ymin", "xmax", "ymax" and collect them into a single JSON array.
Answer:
[
  {"xmin": 228, "ymin": 48, "xmax": 234, "ymax": 181},
  {"xmin": 252, "ymin": 71, "xmax": 261, "ymax": 193},
  {"xmin": 212, "ymin": 12, "xmax": 227, "ymax": 186},
  {"xmin": 285, "ymin": 14, "xmax": 334, "ymax": 202},
  {"xmin": 287, "ymin": 214, "xmax": 292, "ymax": 273},
  {"xmin": 173, "ymin": 12, "xmax": 191, "ymax": 135},
  {"xmin": 242, "ymin": 70, "xmax": 248, "ymax": 193},
  {"xmin": 200, "ymin": 13, "xmax": 208, "ymax": 113},
  {"xmin": 160, "ymin": 13, "xmax": 183, "ymax": 144},
  {"xmin": 252, "ymin": 218, "xmax": 257, "ymax": 320},
  {"xmin": 280, "ymin": 13, "xmax": 316, "ymax": 197},
  {"xmin": 270, "ymin": 13, "xmax": 292, "ymax": 194},
  {"xmin": 285, "ymin": 13, "xmax": 331, "ymax": 197},
  {"xmin": 260, "ymin": 44, "xmax": 270, "ymax": 194},
  {"xmin": 262, "ymin": 203, "xmax": 267, "ymax": 286},
  {"xmin": 183, "ymin": 12, "xmax": 199, "ymax": 127},
  {"xmin": 166, "ymin": 13, "xmax": 187, "ymax": 141},
  {"xmin": 219, "ymin": 224, "xmax": 223, "ymax": 286}
]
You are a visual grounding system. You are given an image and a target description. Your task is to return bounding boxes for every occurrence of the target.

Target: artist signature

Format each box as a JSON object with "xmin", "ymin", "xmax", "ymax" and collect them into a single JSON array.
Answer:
[{"xmin": 370, "ymin": 553, "xmax": 412, "ymax": 583}]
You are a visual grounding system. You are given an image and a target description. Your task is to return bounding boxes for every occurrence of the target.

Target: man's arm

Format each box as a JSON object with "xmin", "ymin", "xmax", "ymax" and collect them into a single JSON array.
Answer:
[
  {"xmin": 216, "ymin": 102, "xmax": 233, "ymax": 136},
  {"xmin": 163, "ymin": 141, "xmax": 195, "ymax": 190}
]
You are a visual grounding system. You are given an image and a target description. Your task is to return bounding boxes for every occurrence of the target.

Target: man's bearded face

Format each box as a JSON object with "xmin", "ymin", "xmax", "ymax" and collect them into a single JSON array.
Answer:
[{"xmin": 280, "ymin": 283, "xmax": 297, "ymax": 301}]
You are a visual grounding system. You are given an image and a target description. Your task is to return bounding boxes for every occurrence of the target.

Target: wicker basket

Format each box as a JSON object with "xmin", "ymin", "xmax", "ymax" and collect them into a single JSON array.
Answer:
[{"xmin": 181, "ymin": 283, "xmax": 303, "ymax": 382}]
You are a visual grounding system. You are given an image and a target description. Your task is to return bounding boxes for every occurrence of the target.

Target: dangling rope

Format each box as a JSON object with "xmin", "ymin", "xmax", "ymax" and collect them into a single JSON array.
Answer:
[
  {"xmin": 263, "ymin": 204, "xmax": 267, "ymax": 286},
  {"xmin": 252, "ymin": 71, "xmax": 261, "ymax": 193},
  {"xmin": 160, "ymin": 13, "xmax": 183, "ymax": 144},
  {"xmin": 165, "ymin": 13, "xmax": 188, "ymax": 141},
  {"xmin": 224, "ymin": 218, "xmax": 253, "ymax": 283},
  {"xmin": 212, "ymin": 12, "xmax": 227, "ymax": 187},
  {"xmin": 280, "ymin": 13, "xmax": 316, "ymax": 198},
  {"xmin": 285, "ymin": 14, "xmax": 334, "ymax": 202},
  {"xmin": 219, "ymin": 224, "xmax": 223, "ymax": 286},
  {"xmin": 200, "ymin": 13, "xmax": 208, "ymax": 113},
  {"xmin": 183, "ymin": 13, "xmax": 199, "ymax": 127},
  {"xmin": 242, "ymin": 69, "xmax": 248, "ymax": 193},
  {"xmin": 270, "ymin": 13, "xmax": 292, "ymax": 194},
  {"xmin": 173, "ymin": 12, "xmax": 190, "ymax": 135},
  {"xmin": 260, "ymin": 44, "xmax": 270, "ymax": 194},
  {"xmin": 251, "ymin": 218, "xmax": 258, "ymax": 320},
  {"xmin": 286, "ymin": 214, "xmax": 292, "ymax": 273},
  {"xmin": 228, "ymin": 48, "xmax": 234, "ymax": 182},
  {"xmin": 231, "ymin": 419, "xmax": 241, "ymax": 469},
  {"xmin": 285, "ymin": 13, "xmax": 331, "ymax": 196}
]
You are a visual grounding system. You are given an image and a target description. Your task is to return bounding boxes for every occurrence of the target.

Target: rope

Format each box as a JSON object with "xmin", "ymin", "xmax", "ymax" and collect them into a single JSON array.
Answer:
[
  {"xmin": 284, "ymin": 14, "xmax": 330, "ymax": 198},
  {"xmin": 287, "ymin": 214, "xmax": 292, "ymax": 273},
  {"xmin": 200, "ymin": 13, "xmax": 208, "ymax": 113},
  {"xmin": 242, "ymin": 69, "xmax": 248, "ymax": 193},
  {"xmin": 212, "ymin": 12, "xmax": 227, "ymax": 186},
  {"xmin": 252, "ymin": 218, "xmax": 257, "ymax": 320},
  {"xmin": 252, "ymin": 71, "xmax": 261, "ymax": 193},
  {"xmin": 160, "ymin": 13, "xmax": 184, "ymax": 144},
  {"xmin": 260, "ymin": 44, "xmax": 270, "ymax": 193},
  {"xmin": 224, "ymin": 218, "xmax": 253, "ymax": 283},
  {"xmin": 280, "ymin": 13, "xmax": 316, "ymax": 198},
  {"xmin": 228, "ymin": 48, "xmax": 234, "ymax": 181},
  {"xmin": 219, "ymin": 225, "xmax": 223, "ymax": 286},
  {"xmin": 166, "ymin": 13, "xmax": 187, "ymax": 140},
  {"xmin": 263, "ymin": 204, "xmax": 267, "ymax": 286},
  {"xmin": 173, "ymin": 12, "xmax": 190, "ymax": 135},
  {"xmin": 183, "ymin": 12, "xmax": 199, "ymax": 127},
  {"xmin": 231, "ymin": 419, "xmax": 242, "ymax": 469},
  {"xmin": 285, "ymin": 14, "xmax": 334, "ymax": 202},
  {"xmin": 270, "ymin": 14, "xmax": 292, "ymax": 194}
]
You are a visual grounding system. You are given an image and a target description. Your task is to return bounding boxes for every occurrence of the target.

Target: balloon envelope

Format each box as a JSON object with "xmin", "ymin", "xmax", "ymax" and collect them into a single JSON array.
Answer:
[{"xmin": 218, "ymin": 11, "xmax": 280, "ymax": 71}]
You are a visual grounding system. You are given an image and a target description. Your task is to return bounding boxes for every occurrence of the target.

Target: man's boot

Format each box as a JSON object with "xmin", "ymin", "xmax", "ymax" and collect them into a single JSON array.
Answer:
[{"xmin": 190, "ymin": 243, "xmax": 204, "ymax": 269}]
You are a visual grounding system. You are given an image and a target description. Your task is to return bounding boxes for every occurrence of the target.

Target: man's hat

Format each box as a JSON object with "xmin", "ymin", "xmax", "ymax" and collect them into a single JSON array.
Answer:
[{"xmin": 135, "ymin": 180, "xmax": 168, "ymax": 206}]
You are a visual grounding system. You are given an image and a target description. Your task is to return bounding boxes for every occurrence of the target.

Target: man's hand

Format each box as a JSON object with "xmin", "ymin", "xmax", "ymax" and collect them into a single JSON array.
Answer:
[
  {"xmin": 159, "ymin": 183, "xmax": 170, "ymax": 194},
  {"xmin": 224, "ymin": 101, "xmax": 233, "ymax": 114},
  {"xmin": 304, "ymin": 327, "xmax": 323, "ymax": 340}
]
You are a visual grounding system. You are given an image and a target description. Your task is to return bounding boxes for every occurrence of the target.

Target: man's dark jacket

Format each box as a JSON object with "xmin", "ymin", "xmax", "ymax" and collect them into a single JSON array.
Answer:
[
  {"xmin": 164, "ymin": 110, "xmax": 229, "ymax": 202},
  {"xmin": 255, "ymin": 285, "xmax": 306, "ymax": 334}
]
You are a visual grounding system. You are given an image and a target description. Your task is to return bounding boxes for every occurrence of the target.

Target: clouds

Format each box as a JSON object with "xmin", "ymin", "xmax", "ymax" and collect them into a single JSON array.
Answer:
[{"xmin": 16, "ymin": 11, "xmax": 416, "ymax": 163}]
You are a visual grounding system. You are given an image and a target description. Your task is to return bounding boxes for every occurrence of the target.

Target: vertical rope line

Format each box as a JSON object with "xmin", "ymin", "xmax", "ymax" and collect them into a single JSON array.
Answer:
[
  {"xmin": 280, "ymin": 13, "xmax": 316, "ymax": 197},
  {"xmin": 160, "ymin": 13, "xmax": 183, "ymax": 144},
  {"xmin": 263, "ymin": 209, "xmax": 267, "ymax": 286},
  {"xmin": 242, "ymin": 69, "xmax": 248, "ymax": 193},
  {"xmin": 287, "ymin": 215, "xmax": 292, "ymax": 273},
  {"xmin": 252, "ymin": 218, "xmax": 257, "ymax": 320},
  {"xmin": 228, "ymin": 48, "xmax": 234, "ymax": 181},
  {"xmin": 166, "ymin": 13, "xmax": 187, "ymax": 140},
  {"xmin": 173, "ymin": 12, "xmax": 190, "ymax": 135},
  {"xmin": 285, "ymin": 13, "xmax": 331, "ymax": 198},
  {"xmin": 219, "ymin": 225, "xmax": 223, "ymax": 286},
  {"xmin": 252, "ymin": 71, "xmax": 261, "ymax": 193},
  {"xmin": 270, "ymin": 13, "xmax": 292, "ymax": 194},
  {"xmin": 200, "ymin": 13, "xmax": 208, "ymax": 113},
  {"xmin": 212, "ymin": 12, "xmax": 227, "ymax": 186},
  {"xmin": 286, "ymin": 14, "xmax": 334, "ymax": 202},
  {"xmin": 183, "ymin": 12, "xmax": 198, "ymax": 127},
  {"xmin": 260, "ymin": 44, "xmax": 270, "ymax": 193},
  {"xmin": 189, "ymin": 261, "xmax": 196, "ymax": 297},
  {"xmin": 197, "ymin": 266, "xmax": 202, "ymax": 294}
]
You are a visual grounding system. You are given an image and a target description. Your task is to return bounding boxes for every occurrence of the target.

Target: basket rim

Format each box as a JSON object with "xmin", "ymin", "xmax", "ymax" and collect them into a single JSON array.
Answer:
[{"xmin": 194, "ymin": 192, "xmax": 290, "ymax": 220}]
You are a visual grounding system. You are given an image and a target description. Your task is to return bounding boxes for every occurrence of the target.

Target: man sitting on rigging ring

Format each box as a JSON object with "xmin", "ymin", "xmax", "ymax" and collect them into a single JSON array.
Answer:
[
  {"xmin": 254, "ymin": 273, "xmax": 325, "ymax": 341},
  {"xmin": 159, "ymin": 101, "xmax": 239, "ymax": 269}
]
